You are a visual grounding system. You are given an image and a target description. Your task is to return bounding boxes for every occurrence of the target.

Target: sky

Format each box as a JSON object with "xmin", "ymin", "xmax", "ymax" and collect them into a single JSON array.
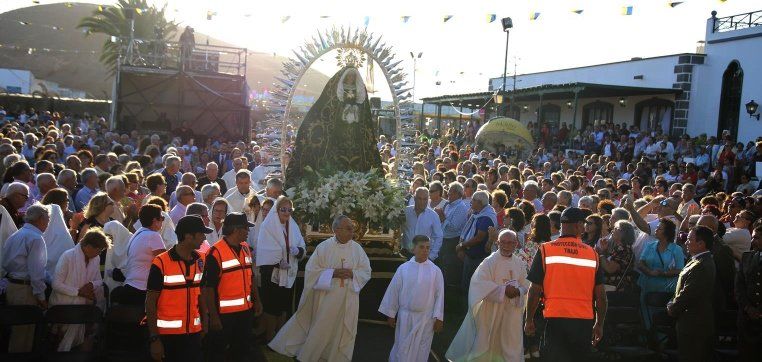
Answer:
[{"xmin": 1, "ymin": 0, "xmax": 758, "ymax": 101}]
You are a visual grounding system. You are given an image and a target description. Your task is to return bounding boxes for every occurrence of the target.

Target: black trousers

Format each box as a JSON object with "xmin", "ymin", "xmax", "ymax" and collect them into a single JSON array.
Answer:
[
  {"xmin": 440, "ymin": 237, "xmax": 463, "ymax": 288},
  {"xmin": 205, "ymin": 310, "xmax": 264, "ymax": 362},
  {"xmin": 118, "ymin": 284, "xmax": 147, "ymax": 308},
  {"xmin": 738, "ymin": 312, "xmax": 762, "ymax": 362},
  {"xmin": 162, "ymin": 333, "xmax": 202, "ymax": 362},
  {"xmin": 541, "ymin": 318, "xmax": 593, "ymax": 362}
]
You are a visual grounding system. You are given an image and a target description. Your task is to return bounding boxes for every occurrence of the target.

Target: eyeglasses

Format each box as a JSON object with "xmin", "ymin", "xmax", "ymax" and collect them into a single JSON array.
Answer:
[{"xmin": 279, "ymin": 207, "xmax": 293, "ymax": 213}]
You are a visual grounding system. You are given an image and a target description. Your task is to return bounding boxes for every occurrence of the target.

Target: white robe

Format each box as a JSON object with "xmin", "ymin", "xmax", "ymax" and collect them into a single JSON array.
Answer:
[
  {"xmin": 379, "ymin": 258, "xmax": 444, "ymax": 362},
  {"xmin": 269, "ymin": 237, "xmax": 371, "ymax": 362},
  {"xmin": 103, "ymin": 221, "xmax": 134, "ymax": 292},
  {"xmin": 0, "ymin": 205, "xmax": 19, "ymax": 276},
  {"xmin": 43, "ymin": 204, "xmax": 75, "ymax": 282},
  {"xmin": 50, "ymin": 245, "xmax": 105, "ymax": 351},
  {"xmin": 446, "ymin": 251, "xmax": 528, "ymax": 362}
]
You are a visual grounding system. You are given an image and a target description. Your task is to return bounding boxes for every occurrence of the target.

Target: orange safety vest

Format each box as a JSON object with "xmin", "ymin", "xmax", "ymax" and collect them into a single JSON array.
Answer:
[
  {"xmin": 153, "ymin": 251, "xmax": 203, "ymax": 335},
  {"xmin": 208, "ymin": 239, "xmax": 253, "ymax": 314},
  {"xmin": 540, "ymin": 236, "xmax": 599, "ymax": 319}
]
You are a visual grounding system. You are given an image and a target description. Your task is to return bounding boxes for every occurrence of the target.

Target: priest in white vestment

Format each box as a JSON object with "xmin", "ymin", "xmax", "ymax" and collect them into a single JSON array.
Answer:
[
  {"xmin": 446, "ymin": 229, "xmax": 529, "ymax": 362},
  {"xmin": 269, "ymin": 215, "xmax": 372, "ymax": 362},
  {"xmin": 379, "ymin": 235, "xmax": 444, "ymax": 362}
]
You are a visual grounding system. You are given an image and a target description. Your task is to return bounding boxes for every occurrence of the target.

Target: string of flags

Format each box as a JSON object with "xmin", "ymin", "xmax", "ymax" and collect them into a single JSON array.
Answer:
[
  {"xmin": 0, "ymin": 42, "xmax": 99, "ymax": 55},
  {"xmin": 23, "ymin": 0, "xmax": 734, "ymax": 25}
]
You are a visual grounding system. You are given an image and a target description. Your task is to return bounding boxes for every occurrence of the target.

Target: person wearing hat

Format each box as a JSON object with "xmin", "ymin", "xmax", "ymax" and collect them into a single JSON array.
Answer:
[
  {"xmin": 201, "ymin": 212, "xmax": 264, "ymax": 361},
  {"xmin": 524, "ymin": 207, "xmax": 608, "ymax": 361},
  {"xmin": 145, "ymin": 215, "xmax": 212, "ymax": 362}
]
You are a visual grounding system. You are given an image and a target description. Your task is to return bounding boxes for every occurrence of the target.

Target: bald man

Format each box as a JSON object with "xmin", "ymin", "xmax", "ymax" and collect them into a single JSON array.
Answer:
[{"xmin": 696, "ymin": 215, "xmax": 736, "ymax": 313}]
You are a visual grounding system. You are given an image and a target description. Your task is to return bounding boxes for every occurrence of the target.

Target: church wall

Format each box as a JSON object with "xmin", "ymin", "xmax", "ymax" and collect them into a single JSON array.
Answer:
[{"xmin": 687, "ymin": 16, "xmax": 762, "ymax": 143}]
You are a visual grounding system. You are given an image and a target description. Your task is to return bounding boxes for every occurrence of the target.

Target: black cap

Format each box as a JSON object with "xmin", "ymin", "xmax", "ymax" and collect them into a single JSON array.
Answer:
[
  {"xmin": 560, "ymin": 207, "xmax": 586, "ymax": 224},
  {"xmin": 175, "ymin": 215, "xmax": 213, "ymax": 237},
  {"xmin": 223, "ymin": 212, "xmax": 256, "ymax": 228}
]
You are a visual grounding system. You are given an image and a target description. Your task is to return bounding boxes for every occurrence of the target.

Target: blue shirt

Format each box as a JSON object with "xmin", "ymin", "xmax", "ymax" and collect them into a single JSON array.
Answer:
[
  {"xmin": 74, "ymin": 185, "xmax": 98, "ymax": 212},
  {"xmin": 442, "ymin": 199, "xmax": 470, "ymax": 239},
  {"xmin": 2, "ymin": 224, "xmax": 48, "ymax": 300},
  {"xmin": 403, "ymin": 206, "xmax": 444, "ymax": 260},
  {"xmin": 461, "ymin": 212, "xmax": 495, "ymax": 259}
]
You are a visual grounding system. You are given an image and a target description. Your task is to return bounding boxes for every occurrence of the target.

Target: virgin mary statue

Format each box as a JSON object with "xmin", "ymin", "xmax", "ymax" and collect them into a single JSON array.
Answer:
[{"xmin": 285, "ymin": 66, "xmax": 382, "ymax": 187}]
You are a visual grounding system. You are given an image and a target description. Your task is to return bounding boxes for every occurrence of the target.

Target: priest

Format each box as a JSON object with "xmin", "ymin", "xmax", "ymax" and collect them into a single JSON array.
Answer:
[
  {"xmin": 269, "ymin": 215, "xmax": 371, "ymax": 361},
  {"xmin": 379, "ymin": 235, "xmax": 445, "ymax": 362},
  {"xmin": 446, "ymin": 229, "xmax": 528, "ymax": 362}
]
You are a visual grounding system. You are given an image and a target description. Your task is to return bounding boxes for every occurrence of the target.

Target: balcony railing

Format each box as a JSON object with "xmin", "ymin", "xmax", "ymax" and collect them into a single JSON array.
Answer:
[
  {"xmin": 712, "ymin": 10, "xmax": 762, "ymax": 33},
  {"xmin": 118, "ymin": 39, "xmax": 247, "ymax": 77}
]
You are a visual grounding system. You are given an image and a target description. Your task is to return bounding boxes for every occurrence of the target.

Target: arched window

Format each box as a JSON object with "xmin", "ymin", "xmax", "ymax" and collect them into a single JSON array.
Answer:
[
  {"xmin": 634, "ymin": 98, "xmax": 674, "ymax": 135},
  {"xmin": 582, "ymin": 101, "xmax": 614, "ymax": 131},
  {"xmin": 717, "ymin": 61, "xmax": 743, "ymax": 138}
]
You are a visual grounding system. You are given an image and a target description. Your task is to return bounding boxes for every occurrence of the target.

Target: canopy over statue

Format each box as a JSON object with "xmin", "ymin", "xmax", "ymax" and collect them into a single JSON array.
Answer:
[
  {"xmin": 475, "ymin": 117, "xmax": 534, "ymax": 158},
  {"xmin": 285, "ymin": 66, "xmax": 382, "ymax": 187}
]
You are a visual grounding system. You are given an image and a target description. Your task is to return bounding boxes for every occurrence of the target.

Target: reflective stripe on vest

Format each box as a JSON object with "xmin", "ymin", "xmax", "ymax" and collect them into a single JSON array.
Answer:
[
  {"xmin": 210, "ymin": 240, "xmax": 253, "ymax": 314},
  {"xmin": 541, "ymin": 237, "xmax": 598, "ymax": 320},
  {"xmin": 153, "ymin": 251, "xmax": 203, "ymax": 335}
]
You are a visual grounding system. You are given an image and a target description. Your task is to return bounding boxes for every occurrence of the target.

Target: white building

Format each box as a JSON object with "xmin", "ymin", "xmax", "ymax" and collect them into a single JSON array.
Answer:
[
  {"xmin": 422, "ymin": 10, "xmax": 761, "ymax": 144},
  {"xmin": 0, "ymin": 68, "xmax": 87, "ymax": 98}
]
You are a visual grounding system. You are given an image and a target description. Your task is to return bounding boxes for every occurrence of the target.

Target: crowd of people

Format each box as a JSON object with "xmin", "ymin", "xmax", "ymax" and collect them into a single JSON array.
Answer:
[{"xmin": 0, "ymin": 105, "xmax": 761, "ymax": 362}]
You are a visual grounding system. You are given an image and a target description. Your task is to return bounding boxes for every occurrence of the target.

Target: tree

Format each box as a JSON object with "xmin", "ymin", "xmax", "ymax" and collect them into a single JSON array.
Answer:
[{"xmin": 77, "ymin": 0, "xmax": 176, "ymax": 74}]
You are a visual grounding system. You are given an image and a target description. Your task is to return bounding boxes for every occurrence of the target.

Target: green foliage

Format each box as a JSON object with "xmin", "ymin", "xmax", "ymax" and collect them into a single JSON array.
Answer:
[{"xmin": 77, "ymin": 0, "xmax": 176, "ymax": 74}]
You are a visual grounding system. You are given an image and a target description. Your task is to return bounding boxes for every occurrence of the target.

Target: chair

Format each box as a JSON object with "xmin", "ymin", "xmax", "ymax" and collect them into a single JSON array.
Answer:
[
  {"xmin": 645, "ymin": 292, "xmax": 678, "ymax": 360},
  {"xmin": 599, "ymin": 291, "xmax": 655, "ymax": 360},
  {"xmin": 103, "ymin": 304, "xmax": 149, "ymax": 362},
  {"xmin": 43, "ymin": 305, "xmax": 104, "ymax": 362},
  {"xmin": 714, "ymin": 310, "xmax": 739, "ymax": 361},
  {"xmin": 0, "ymin": 305, "xmax": 45, "ymax": 362}
]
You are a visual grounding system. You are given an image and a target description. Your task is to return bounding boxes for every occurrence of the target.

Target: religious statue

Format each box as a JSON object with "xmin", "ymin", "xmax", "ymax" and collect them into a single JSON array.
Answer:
[{"xmin": 285, "ymin": 66, "xmax": 382, "ymax": 187}]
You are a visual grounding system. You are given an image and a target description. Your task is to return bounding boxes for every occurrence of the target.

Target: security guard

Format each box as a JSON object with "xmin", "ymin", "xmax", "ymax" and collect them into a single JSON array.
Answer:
[
  {"xmin": 524, "ymin": 207, "xmax": 608, "ymax": 361},
  {"xmin": 736, "ymin": 225, "xmax": 762, "ymax": 361},
  {"xmin": 146, "ymin": 215, "xmax": 211, "ymax": 362},
  {"xmin": 201, "ymin": 212, "xmax": 264, "ymax": 362}
]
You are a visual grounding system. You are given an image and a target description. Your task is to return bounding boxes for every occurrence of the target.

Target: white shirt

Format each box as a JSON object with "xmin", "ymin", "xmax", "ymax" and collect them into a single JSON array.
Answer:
[
  {"xmin": 124, "ymin": 227, "xmax": 165, "ymax": 291},
  {"xmin": 402, "ymin": 206, "xmax": 443, "ymax": 260},
  {"xmin": 168, "ymin": 203, "xmax": 187, "ymax": 225}
]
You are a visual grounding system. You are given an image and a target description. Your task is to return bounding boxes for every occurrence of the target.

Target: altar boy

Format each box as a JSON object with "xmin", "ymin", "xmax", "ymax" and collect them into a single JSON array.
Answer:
[{"xmin": 379, "ymin": 235, "xmax": 445, "ymax": 362}]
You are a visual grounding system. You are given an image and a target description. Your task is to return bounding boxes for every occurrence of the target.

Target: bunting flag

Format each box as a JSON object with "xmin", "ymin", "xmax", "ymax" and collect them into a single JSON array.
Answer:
[
  {"xmin": 320, "ymin": 16, "xmax": 330, "ymax": 19},
  {"xmin": 281, "ymin": 16, "xmax": 291, "ymax": 23},
  {"xmin": 443, "ymin": 15, "xmax": 453, "ymax": 22},
  {"xmin": 401, "ymin": 16, "xmax": 411, "ymax": 23},
  {"xmin": 97, "ymin": 5, "xmax": 104, "ymax": 12},
  {"xmin": 530, "ymin": 12, "xmax": 541, "ymax": 20},
  {"xmin": 622, "ymin": 6, "xmax": 634, "ymax": 15},
  {"xmin": 206, "ymin": 10, "xmax": 216, "ymax": 20},
  {"xmin": 669, "ymin": 1, "xmax": 684, "ymax": 7},
  {"xmin": 363, "ymin": 16, "xmax": 370, "ymax": 27},
  {"xmin": 572, "ymin": 9, "xmax": 584, "ymax": 14},
  {"xmin": 65, "ymin": 2, "xmax": 74, "ymax": 7},
  {"xmin": 487, "ymin": 14, "xmax": 497, "ymax": 23}
]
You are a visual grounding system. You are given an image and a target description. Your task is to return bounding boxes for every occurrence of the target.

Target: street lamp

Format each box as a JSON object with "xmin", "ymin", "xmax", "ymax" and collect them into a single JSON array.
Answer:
[
  {"xmin": 746, "ymin": 100, "xmax": 760, "ymax": 120},
  {"xmin": 410, "ymin": 51, "xmax": 422, "ymax": 103},
  {"xmin": 501, "ymin": 17, "xmax": 513, "ymax": 116}
]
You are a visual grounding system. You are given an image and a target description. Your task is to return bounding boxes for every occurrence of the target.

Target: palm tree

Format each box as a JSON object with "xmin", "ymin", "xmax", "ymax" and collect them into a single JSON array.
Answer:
[{"xmin": 77, "ymin": 0, "xmax": 176, "ymax": 74}]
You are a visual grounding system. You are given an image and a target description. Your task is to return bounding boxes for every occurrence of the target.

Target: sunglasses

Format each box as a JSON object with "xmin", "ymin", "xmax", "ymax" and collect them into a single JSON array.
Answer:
[{"xmin": 279, "ymin": 207, "xmax": 293, "ymax": 213}]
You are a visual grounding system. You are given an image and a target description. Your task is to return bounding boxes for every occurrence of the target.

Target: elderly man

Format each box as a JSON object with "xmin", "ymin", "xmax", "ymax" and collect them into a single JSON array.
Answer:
[
  {"xmin": 169, "ymin": 172, "xmax": 203, "ymax": 209},
  {"xmin": 0, "ymin": 182, "xmax": 29, "ymax": 231},
  {"xmin": 1, "ymin": 204, "xmax": 50, "ymax": 352},
  {"xmin": 541, "ymin": 191, "xmax": 558, "ymax": 213},
  {"xmin": 269, "ymin": 215, "xmax": 371, "ymax": 361},
  {"xmin": 197, "ymin": 162, "xmax": 227, "ymax": 195},
  {"xmin": 158, "ymin": 156, "xmax": 181, "ymax": 197},
  {"xmin": 57, "ymin": 169, "xmax": 78, "ymax": 213},
  {"xmin": 557, "ymin": 190, "xmax": 572, "ymax": 208},
  {"xmin": 523, "ymin": 181, "xmax": 543, "ymax": 213},
  {"xmin": 75, "ymin": 168, "xmax": 99, "ymax": 212},
  {"xmin": 403, "ymin": 187, "xmax": 443, "ymax": 260},
  {"xmin": 677, "ymin": 183, "xmax": 700, "ymax": 219},
  {"xmin": 455, "ymin": 190, "xmax": 497, "ymax": 293},
  {"xmin": 447, "ymin": 229, "xmax": 528, "ymax": 361},
  {"xmin": 169, "ymin": 185, "xmax": 195, "ymax": 225},
  {"xmin": 224, "ymin": 170, "xmax": 255, "ymax": 213},
  {"xmin": 437, "ymin": 181, "xmax": 470, "ymax": 288},
  {"xmin": 105, "ymin": 176, "xmax": 127, "ymax": 223},
  {"xmin": 261, "ymin": 178, "xmax": 284, "ymax": 201},
  {"xmin": 32, "ymin": 173, "xmax": 57, "ymax": 203},
  {"xmin": 667, "ymin": 226, "xmax": 716, "ymax": 362},
  {"xmin": 200, "ymin": 183, "xmax": 221, "ymax": 209},
  {"xmin": 221, "ymin": 157, "xmax": 245, "ymax": 191}
]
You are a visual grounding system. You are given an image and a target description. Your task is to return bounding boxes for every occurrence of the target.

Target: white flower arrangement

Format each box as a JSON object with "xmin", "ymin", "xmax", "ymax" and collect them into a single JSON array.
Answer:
[{"xmin": 287, "ymin": 168, "xmax": 407, "ymax": 230}]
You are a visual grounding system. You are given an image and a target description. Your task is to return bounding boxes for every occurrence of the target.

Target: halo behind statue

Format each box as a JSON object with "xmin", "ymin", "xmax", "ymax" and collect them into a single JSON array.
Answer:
[{"xmin": 475, "ymin": 117, "xmax": 534, "ymax": 157}]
